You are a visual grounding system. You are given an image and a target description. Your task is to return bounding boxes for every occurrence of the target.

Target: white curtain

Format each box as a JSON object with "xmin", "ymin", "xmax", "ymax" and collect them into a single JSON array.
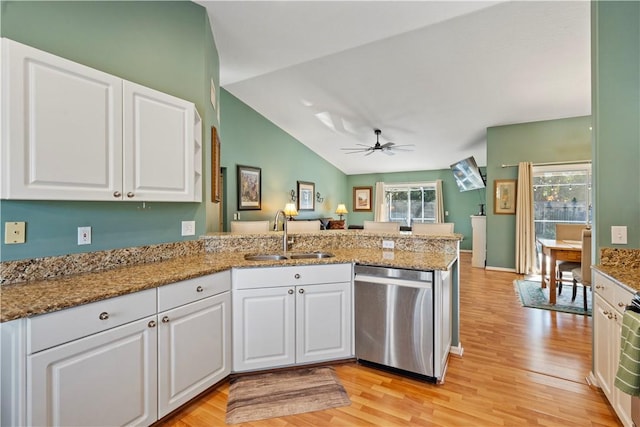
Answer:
[
  {"xmin": 374, "ymin": 181, "xmax": 386, "ymax": 221},
  {"xmin": 515, "ymin": 162, "xmax": 536, "ymax": 274},
  {"xmin": 436, "ymin": 179, "xmax": 444, "ymax": 223}
]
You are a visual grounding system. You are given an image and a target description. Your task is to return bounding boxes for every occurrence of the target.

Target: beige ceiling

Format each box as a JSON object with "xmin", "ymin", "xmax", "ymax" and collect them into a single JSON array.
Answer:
[{"xmin": 195, "ymin": 1, "xmax": 591, "ymax": 175}]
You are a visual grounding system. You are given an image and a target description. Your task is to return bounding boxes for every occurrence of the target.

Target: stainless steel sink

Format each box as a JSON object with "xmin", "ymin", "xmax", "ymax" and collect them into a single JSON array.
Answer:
[
  {"xmin": 244, "ymin": 254, "xmax": 288, "ymax": 261},
  {"xmin": 288, "ymin": 252, "xmax": 335, "ymax": 259}
]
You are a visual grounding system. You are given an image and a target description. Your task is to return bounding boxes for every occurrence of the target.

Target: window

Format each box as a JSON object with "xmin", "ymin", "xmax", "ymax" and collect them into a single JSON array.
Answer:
[
  {"xmin": 533, "ymin": 164, "xmax": 591, "ymax": 239},
  {"xmin": 383, "ymin": 182, "xmax": 438, "ymax": 226}
]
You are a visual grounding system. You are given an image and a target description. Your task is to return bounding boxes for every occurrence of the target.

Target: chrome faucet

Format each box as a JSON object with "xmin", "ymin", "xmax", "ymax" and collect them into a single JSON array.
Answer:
[{"xmin": 274, "ymin": 210, "xmax": 289, "ymax": 253}]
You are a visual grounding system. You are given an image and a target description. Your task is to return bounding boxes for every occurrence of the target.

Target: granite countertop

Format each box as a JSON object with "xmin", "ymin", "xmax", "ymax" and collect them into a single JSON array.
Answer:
[
  {"xmin": 592, "ymin": 265, "xmax": 640, "ymax": 291},
  {"xmin": 0, "ymin": 248, "xmax": 457, "ymax": 323},
  {"xmin": 593, "ymin": 247, "xmax": 640, "ymax": 292}
]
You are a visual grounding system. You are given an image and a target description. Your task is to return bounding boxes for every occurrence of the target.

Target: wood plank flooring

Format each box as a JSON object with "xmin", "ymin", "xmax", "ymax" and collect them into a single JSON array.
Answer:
[{"xmin": 157, "ymin": 252, "xmax": 621, "ymax": 426}]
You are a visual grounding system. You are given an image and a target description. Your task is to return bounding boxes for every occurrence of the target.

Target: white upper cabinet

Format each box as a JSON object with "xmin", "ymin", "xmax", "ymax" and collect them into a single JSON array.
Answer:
[{"xmin": 1, "ymin": 38, "xmax": 202, "ymax": 202}]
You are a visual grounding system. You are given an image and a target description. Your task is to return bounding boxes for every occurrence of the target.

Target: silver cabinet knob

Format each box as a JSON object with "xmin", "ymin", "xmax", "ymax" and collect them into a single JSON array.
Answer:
[
  {"xmin": 148, "ymin": 320, "xmax": 157, "ymax": 328},
  {"xmin": 294, "ymin": 273, "xmax": 301, "ymax": 279},
  {"xmin": 288, "ymin": 289, "xmax": 294, "ymax": 295},
  {"xmin": 196, "ymin": 286, "xmax": 204, "ymax": 293},
  {"xmin": 113, "ymin": 191, "xmax": 121, "ymax": 198},
  {"xmin": 126, "ymin": 192, "xmax": 135, "ymax": 198},
  {"xmin": 99, "ymin": 312, "xmax": 109, "ymax": 320},
  {"xmin": 162, "ymin": 316, "xmax": 170, "ymax": 323},
  {"xmin": 298, "ymin": 288, "xmax": 304, "ymax": 294}
]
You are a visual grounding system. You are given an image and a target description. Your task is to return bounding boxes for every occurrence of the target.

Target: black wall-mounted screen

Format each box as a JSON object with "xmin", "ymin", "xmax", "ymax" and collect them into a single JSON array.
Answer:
[{"xmin": 450, "ymin": 156, "xmax": 486, "ymax": 192}]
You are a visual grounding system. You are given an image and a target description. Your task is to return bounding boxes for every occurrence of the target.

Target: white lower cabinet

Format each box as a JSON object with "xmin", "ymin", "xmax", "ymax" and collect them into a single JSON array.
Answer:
[
  {"xmin": 593, "ymin": 270, "xmax": 633, "ymax": 427},
  {"xmin": 232, "ymin": 264, "xmax": 353, "ymax": 372},
  {"xmin": 28, "ymin": 316, "xmax": 158, "ymax": 426},
  {"xmin": 2, "ymin": 272, "xmax": 230, "ymax": 426}
]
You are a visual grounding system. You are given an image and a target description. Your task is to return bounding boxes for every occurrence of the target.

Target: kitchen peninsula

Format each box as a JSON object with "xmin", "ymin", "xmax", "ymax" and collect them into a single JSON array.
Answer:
[{"xmin": 0, "ymin": 230, "xmax": 461, "ymax": 427}]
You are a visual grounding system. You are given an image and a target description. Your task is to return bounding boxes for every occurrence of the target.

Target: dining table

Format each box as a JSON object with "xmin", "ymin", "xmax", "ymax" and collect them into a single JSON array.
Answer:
[{"xmin": 537, "ymin": 238, "xmax": 583, "ymax": 304}]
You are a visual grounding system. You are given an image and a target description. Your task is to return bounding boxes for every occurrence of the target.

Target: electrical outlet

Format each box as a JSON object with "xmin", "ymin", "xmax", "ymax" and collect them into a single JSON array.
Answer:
[
  {"xmin": 382, "ymin": 240, "xmax": 395, "ymax": 249},
  {"xmin": 233, "ymin": 213, "xmax": 239, "ymax": 220},
  {"xmin": 611, "ymin": 226, "xmax": 627, "ymax": 245},
  {"xmin": 77, "ymin": 226, "xmax": 91, "ymax": 245},
  {"xmin": 181, "ymin": 221, "xmax": 196, "ymax": 236},
  {"xmin": 5, "ymin": 222, "xmax": 26, "ymax": 244}
]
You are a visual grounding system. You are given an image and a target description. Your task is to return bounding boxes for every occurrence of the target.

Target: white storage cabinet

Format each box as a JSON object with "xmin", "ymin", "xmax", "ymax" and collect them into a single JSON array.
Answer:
[
  {"xmin": 593, "ymin": 270, "xmax": 633, "ymax": 427},
  {"xmin": 1, "ymin": 37, "xmax": 202, "ymax": 202},
  {"xmin": 232, "ymin": 264, "xmax": 353, "ymax": 372},
  {"xmin": 0, "ymin": 271, "xmax": 231, "ymax": 427}
]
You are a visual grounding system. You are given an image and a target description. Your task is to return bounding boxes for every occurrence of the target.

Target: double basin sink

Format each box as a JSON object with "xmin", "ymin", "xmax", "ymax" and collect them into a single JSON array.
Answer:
[{"xmin": 244, "ymin": 251, "xmax": 335, "ymax": 261}]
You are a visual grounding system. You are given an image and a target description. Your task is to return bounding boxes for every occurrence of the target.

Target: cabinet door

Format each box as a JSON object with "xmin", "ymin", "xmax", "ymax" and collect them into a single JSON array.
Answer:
[
  {"xmin": 296, "ymin": 282, "xmax": 352, "ymax": 364},
  {"xmin": 434, "ymin": 269, "xmax": 452, "ymax": 379},
  {"xmin": 158, "ymin": 292, "xmax": 230, "ymax": 418},
  {"xmin": 613, "ymin": 311, "xmax": 633, "ymax": 427},
  {"xmin": 232, "ymin": 287, "xmax": 295, "ymax": 372},
  {"xmin": 593, "ymin": 294, "xmax": 614, "ymax": 400},
  {"xmin": 27, "ymin": 316, "xmax": 157, "ymax": 427},
  {"xmin": 2, "ymin": 38, "xmax": 123, "ymax": 200},
  {"xmin": 123, "ymin": 81, "xmax": 199, "ymax": 202}
]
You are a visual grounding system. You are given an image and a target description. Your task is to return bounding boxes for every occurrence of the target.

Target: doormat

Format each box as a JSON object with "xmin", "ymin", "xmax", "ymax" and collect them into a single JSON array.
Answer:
[
  {"xmin": 225, "ymin": 367, "xmax": 351, "ymax": 424},
  {"xmin": 514, "ymin": 279, "xmax": 591, "ymax": 316}
]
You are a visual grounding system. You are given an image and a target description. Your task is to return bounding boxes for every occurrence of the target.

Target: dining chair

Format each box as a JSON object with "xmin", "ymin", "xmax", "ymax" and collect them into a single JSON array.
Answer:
[
  {"xmin": 571, "ymin": 228, "xmax": 592, "ymax": 311},
  {"xmin": 412, "ymin": 223, "xmax": 454, "ymax": 235},
  {"xmin": 287, "ymin": 220, "xmax": 321, "ymax": 233},
  {"xmin": 363, "ymin": 220, "xmax": 400, "ymax": 233},
  {"xmin": 555, "ymin": 223, "xmax": 586, "ymax": 292},
  {"xmin": 230, "ymin": 220, "xmax": 270, "ymax": 233}
]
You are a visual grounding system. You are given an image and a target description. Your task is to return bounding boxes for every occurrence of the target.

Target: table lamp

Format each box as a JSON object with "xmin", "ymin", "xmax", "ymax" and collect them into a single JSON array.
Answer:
[
  {"xmin": 335, "ymin": 204, "xmax": 348, "ymax": 220},
  {"xmin": 284, "ymin": 203, "xmax": 298, "ymax": 220}
]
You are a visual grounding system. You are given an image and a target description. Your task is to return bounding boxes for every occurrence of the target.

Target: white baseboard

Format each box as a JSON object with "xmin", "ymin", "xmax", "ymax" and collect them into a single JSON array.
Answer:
[
  {"xmin": 449, "ymin": 344, "xmax": 464, "ymax": 357},
  {"xmin": 485, "ymin": 265, "xmax": 517, "ymax": 273},
  {"xmin": 459, "ymin": 249, "xmax": 472, "ymax": 253}
]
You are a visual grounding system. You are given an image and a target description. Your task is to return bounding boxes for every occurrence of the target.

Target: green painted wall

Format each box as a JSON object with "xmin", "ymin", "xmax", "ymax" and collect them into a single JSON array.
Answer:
[
  {"xmin": 345, "ymin": 170, "xmax": 486, "ymax": 251},
  {"xmin": 485, "ymin": 116, "xmax": 592, "ymax": 269},
  {"xmin": 0, "ymin": 1, "xmax": 217, "ymax": 261},
  {"xmin": 219, "ymin": 89, "xmax": 348, "ymax": 228},
  {"xmin": 592, "ymin": 1, "xmax": 640, "ymax": 256}
]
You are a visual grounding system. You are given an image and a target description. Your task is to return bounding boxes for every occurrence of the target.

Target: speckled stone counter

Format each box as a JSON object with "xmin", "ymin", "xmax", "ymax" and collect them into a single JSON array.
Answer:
[
  {"xmin": 593, "ymin": 247, "xmax": 640, "ymax": 291},
  {"xmin": 1, "ymin": 231, "xmax": 461, "ymax": 323}
]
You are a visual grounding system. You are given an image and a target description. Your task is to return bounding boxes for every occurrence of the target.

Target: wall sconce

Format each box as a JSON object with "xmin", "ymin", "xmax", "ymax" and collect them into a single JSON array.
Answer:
[
  {"xmin": 316, "ymin": 192, "xmax": 324, "ymax": 203},
  {"xmin": 289, "ymin": 189, "xmax": 297, "ymax": 202},
  {"xmin": 284, "ymin": 203, "xmax": 298, "ymax": 220},
  {"xmin": 335, "ymin": 204, "xmax": 348, "ymax": 220}
]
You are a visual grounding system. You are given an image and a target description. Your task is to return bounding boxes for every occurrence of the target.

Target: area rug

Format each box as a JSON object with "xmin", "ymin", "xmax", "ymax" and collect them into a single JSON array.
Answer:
[
  {"xmin": 514, "ymin": 279, "xmax": 592, "ymax": 316},
  {"xmin": 225, "ymin": 367, "xmax": 351, "ymax": 424}
]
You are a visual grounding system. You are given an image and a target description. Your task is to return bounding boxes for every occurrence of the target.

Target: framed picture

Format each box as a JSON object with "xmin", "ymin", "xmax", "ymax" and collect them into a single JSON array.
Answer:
[
  {"xmin": 237, "ymin": 165, "xmax": 261, "ymax": 210},
  {"xmin": 297, "ymin": 181, "xmax": 315, "ymax": 211},
  {"xmin": 494, "ymin": 179, "xmax": 517, "ymax": 215},
  {"xmin": 353, "ymin": 186, "xmax": 373, "ymax": 212},
  {"xmin": 211, "ymin": 126, "xmax": 221, "ymax": 203}
]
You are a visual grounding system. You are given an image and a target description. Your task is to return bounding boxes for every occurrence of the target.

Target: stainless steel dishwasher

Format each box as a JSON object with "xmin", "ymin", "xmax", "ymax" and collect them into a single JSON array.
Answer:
[{"xmin": 354, "ymin": 264, "xmax": 438, "ymax": 382}]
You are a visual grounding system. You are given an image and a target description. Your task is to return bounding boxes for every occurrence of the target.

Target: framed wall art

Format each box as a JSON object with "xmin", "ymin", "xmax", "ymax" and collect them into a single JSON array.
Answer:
[
  {"xmin": 353, "ymin": 186, "xmax": 373, "ymax": 212},
  {"xmin": 494, "ymin": 179, "xmax": 517, "ymax": 215},
  {"xmin": 211, "ymin": 126, "xmax": 221, "ymax": 203},
  {"xmin": 237, "ymin": 165, "xmax": 261, "ymax": 210},
  {"xmin": 297, "ymin": 181, "xmax": 315, "ymax": 211}
]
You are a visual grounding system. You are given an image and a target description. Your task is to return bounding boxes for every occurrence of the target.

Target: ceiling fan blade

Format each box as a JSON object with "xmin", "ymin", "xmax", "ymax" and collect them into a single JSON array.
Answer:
[
  {"xmin": 383, "ymin": 150, "xmax": 396, "ymax": 156},
  {"xmin": 365, "ymin": 150, "xmax": 375, "ymax": 156},
  {"xmin": 380, "ymin": 142, "xmax": 395, "ymax": 149}
]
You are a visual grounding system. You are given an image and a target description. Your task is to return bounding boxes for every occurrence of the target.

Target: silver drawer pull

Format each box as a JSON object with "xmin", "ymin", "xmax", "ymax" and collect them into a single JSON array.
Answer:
[
  {"xmin": 288, "ymin": 289, "xmax": 294, "ymax": 295},
  {"xmin": 196, "ymin": 286, "xmax": 204, "ymax": 292},
  {"xmin": 99, "ymin": 312, "xmax": 109, "ymax": 320},
  {"xmin": 294, "ymin": 273, "xmax": 301, "ymax": 279},
  {"xmin": 127, "ymin": 192, "xmax": 135, "ymax": 198},
  {"xmin": 113, "ymin": 191, "xmax": 121, "ymax": 198},
  {"xmin": 162, "ymin": 316, "xmax": 170, "ymax": 323},
  {"xmin": 148, "ymin": 320, "xmax": 157, "ymax": 328},
  {"xmin": 299, "ymin": 288, "xmax": 304, "ymax": 294},
  {"xmin": 618, "ymin": 302, "xmax": 626, "ymax": 307}
]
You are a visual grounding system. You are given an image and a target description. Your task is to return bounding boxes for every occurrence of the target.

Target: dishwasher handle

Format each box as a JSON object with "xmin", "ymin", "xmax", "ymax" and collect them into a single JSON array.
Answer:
[{"xmin": 355, "ymin": 274, "xmax": 433, "ymax": 289}]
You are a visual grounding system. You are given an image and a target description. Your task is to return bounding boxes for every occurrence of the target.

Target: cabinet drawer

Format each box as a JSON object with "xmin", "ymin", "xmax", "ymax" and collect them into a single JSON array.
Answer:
[
  {"xmin": 157, "ymin": 271, "xmax": 231, "ymax": 312},
  {"xmin": 613, "ymin": 283, "xmax": 634, "ymax": 315},
  {"xmin": 233, "ymin": 263, "xmax": 352, "ymax": 290},
  {"xmin": 594, "ymin": 272, "xmax": 614, "ymax": 303},
  {"xmin": 27, "ymin": 288, "xmax": 156, "ymax": 354}
]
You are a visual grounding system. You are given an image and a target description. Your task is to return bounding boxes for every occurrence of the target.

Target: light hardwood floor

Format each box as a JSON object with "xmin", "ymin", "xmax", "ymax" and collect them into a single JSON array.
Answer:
[{"xmin": 158, "ymin": 252, "xmax": 621, "ymax": 426}]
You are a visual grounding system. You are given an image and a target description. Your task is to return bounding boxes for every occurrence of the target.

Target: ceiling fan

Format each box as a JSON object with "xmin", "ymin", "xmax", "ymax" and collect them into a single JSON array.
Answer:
[{"xmin": 341, "ymin": 129, "xmax": 415, "ymax": 156}]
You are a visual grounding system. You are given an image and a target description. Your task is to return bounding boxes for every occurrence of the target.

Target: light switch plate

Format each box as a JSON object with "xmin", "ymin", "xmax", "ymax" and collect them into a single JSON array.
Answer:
[
  {"xmin": 382, "ymin": 240, "xmax": 395, "ymax": 249},
  {"xmin": 611, "ymin": 226, "xmax": 627, "ymax": 244},
  {"xmin": 181, "ymin": 221, "xmax": 195, "ymax": 236},
  {"xmin": 77, "ymin": 226, "xmax": 91, "ymax": 245},
  {"xmin": 5, "ymin": 222, "xmax": 26, "ymax": 244}
]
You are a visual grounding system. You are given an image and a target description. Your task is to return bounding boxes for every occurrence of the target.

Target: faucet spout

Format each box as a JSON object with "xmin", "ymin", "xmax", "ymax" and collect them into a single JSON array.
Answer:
[{"xmin": 274, "ymin": 210, "xmax": 288, "ymax": 254}]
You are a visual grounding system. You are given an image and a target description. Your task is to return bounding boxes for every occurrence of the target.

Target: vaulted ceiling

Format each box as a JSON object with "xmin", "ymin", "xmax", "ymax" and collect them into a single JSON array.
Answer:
[{"xmin": 195, "ymin": 1, "xmax": 591, "ymax": 175}]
